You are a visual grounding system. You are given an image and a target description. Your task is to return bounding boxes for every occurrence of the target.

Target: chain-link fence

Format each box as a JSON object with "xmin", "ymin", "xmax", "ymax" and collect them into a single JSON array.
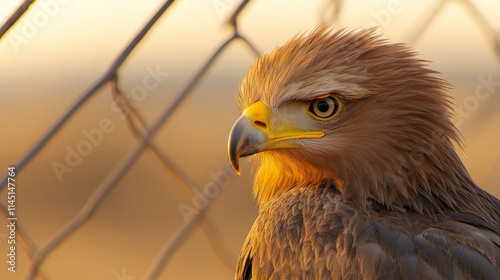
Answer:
[{"xmin": 0, "ymin": 0, "xmax": 499, "ymax": 279}]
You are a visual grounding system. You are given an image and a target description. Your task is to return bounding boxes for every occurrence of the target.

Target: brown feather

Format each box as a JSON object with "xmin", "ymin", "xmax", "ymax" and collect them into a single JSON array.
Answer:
[{"xmin": 234, "ymin": 28, "xmax": 500, "ymax": 279}]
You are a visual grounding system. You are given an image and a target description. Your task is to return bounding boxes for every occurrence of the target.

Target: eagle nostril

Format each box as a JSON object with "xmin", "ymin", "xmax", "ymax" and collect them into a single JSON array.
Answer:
[{"xmin": 254, "ymin": 121, "xmax": 267, "ymax": 129}]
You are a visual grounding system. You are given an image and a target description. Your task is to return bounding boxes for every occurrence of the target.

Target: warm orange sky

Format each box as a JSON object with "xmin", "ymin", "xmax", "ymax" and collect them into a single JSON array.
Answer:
[
  {"xmin": 0, "ymin": 1, "xmax": 499, "ymax": 279},
  {"xmin": 2, "ymin": 0, "xmax": 499, "ymax": 183}
]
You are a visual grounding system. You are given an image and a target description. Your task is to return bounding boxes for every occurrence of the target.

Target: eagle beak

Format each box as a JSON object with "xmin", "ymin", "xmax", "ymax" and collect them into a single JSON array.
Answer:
[{"xmin": 228, "ymin": 101, "xmax": 325, "ymax": 174}]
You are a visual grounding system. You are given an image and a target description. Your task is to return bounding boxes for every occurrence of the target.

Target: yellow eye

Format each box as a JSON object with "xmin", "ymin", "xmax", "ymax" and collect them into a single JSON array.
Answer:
[{"xmin": 308, "ymin": 96, "xmax": 341, "ymax": 120}]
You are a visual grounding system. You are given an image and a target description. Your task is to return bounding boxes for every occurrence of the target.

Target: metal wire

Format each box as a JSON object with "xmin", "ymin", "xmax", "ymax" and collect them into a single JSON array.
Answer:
[
  {"xmin": 19, "ymin": 0, "xmax": 259, "ymax": 278},
  {"xmin": 0, "ymin": 0, "xmax": 176, "ymax": 192},
  {"xmin": 0, "ymin": 0, "xmax": 36, "ymax": 39},
  {"xmin": 0, "ymin": 0, "xmax": 498, "ymax": 279}
]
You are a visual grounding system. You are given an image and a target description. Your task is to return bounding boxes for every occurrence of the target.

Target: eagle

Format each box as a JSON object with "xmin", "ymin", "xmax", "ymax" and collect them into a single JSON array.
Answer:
[{"xmin": 227, "ymin": 28, "xmax": 500, "ymax": 279}]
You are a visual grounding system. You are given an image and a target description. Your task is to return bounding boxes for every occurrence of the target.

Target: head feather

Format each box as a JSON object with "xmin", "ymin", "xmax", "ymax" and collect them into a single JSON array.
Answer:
[{"xmin": 237, "ymin": 28, "xmax": 500, "ymax": 225}]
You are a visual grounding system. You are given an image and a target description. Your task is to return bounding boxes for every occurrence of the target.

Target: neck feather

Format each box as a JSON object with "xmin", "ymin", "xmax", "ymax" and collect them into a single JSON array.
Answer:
[{"xmin": 253, "ymin": 142, "xmax": 500, "ymax": 226}]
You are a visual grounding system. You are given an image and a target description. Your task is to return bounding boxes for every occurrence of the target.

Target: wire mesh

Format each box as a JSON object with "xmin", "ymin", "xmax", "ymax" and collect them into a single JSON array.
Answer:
[{"xmin": 0, "ymin": 0, "xmax": 499, "ymax": 279}]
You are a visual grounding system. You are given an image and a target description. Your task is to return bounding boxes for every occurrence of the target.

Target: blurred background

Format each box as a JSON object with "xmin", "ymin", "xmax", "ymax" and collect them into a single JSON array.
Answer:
[{"xmin": 0, "ymin": 0, "xmax": 499, "ymax": 279}]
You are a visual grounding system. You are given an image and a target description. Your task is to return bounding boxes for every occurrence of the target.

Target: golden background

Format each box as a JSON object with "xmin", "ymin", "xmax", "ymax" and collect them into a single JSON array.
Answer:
[{"xmin": 0, "ymin": 0, "xmax": 499, "ymax": 279}]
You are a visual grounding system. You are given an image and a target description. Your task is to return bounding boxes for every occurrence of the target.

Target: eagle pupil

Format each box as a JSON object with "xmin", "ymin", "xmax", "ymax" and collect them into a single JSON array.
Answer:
[
  {"xmin": 308, "ymin": 96, "xmax": 340, "ymax": 120},
  {"xmin": 317, "ymin": 101, "xmax": 330, "ymax": 112}
]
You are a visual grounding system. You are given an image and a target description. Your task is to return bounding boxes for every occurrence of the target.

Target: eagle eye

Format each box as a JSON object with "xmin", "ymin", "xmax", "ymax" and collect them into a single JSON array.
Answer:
[{"xmin": 308, "ymin": 96, "xmax": 341, "ymax": 120}]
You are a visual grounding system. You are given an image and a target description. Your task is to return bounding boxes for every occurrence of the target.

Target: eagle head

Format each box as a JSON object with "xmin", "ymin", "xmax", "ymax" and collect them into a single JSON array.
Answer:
[{"xmin": 228, "ymin": 28, "xmax": 496, "ymax": 219}]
